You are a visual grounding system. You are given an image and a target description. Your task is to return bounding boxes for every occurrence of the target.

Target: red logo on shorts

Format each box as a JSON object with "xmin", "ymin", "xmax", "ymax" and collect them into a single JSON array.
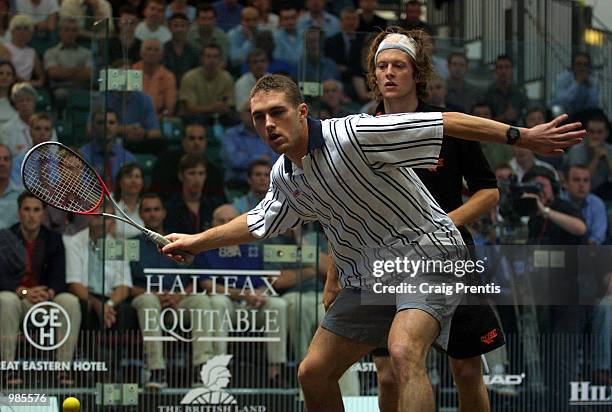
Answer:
[{"xmin": 481, "ymin": 329, "xmax": 498, "ymax": 344}]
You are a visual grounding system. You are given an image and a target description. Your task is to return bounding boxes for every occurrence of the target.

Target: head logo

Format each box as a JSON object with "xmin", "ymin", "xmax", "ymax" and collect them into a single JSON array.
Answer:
[
  {"xmin": 481, "ymin": 328, "xmax": 498, "ymax": 344},
  {"xmin": 181, "ymin": 355, "xmax": 237, "ymax": 405},
  {"xmin": 23, "ymin": 301, "xmax": 71, "ymax": 351}
]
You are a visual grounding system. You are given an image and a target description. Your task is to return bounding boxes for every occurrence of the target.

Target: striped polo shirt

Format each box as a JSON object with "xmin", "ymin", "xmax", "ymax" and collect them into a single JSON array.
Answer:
[{"xmin": 247, "ymin": 113, "xmax": 466, "ymax": 289}]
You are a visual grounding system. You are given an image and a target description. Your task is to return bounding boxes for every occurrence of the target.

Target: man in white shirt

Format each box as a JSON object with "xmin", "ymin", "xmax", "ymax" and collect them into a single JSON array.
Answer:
[
  {"xmin": 135, "ymin": 0, "xmax": 172, "ymax": 45},
  {"xmin": 64, "ymin": 204, "xmax": 133, "ymax": 329}
]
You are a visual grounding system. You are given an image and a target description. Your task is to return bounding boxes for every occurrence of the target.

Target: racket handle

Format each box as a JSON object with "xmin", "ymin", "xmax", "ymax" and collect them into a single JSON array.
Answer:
[{"xmin": 145, "ymin": 230, "xmax": 194, "ymax": 265}]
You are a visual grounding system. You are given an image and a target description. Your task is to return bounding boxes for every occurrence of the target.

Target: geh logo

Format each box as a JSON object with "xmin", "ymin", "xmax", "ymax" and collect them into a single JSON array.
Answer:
[
  {"xmin": 181, "ymin": 355, "xmax": 237, "ymax": 405},
  {"xmin": 22, "ymin": 301, "xmax": 71, "ymax": 351},
  {"xmin": 569, "ymin": 381, "xmax": 612, "ymax": 405}
]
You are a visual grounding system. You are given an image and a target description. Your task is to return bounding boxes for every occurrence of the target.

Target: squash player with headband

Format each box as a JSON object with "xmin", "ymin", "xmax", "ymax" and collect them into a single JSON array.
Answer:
[
  {"xmin": 324, "ymin": 27, "xmax": 506, "ymax": 412},
  {"xmin": 162, "ymin": 68, "xmax": 584, "ymax": 410}
]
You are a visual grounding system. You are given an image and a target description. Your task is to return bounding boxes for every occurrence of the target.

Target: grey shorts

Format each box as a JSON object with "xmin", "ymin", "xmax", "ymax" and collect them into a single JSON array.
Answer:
[{"xmin": 321, "ymin": 278, "xmax": 461, "ymax": 351}]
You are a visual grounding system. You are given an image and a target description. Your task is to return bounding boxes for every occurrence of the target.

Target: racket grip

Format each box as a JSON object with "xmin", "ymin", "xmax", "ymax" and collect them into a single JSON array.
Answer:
[{"xmin": 145, "ymin": 230, "xmax": 194, "ymax": 264}]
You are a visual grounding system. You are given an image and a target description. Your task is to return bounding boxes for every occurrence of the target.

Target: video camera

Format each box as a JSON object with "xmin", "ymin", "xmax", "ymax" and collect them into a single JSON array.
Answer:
[{"xmin": 498, "ymin": 176, "xmax": 543, "ymax": 223}]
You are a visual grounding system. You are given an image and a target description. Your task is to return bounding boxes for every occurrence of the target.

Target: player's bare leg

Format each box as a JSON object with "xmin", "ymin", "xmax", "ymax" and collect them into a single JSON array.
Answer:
[
  {"xmin": 388, "ymin": 309, "xmax": 439, "ymax": 412},
  {"xmin": 373, "ymin": 356, "xmax": 399, "ymax": 412},
  {"xmin": 450, "ymin": 356, "xmax": 490, "ymax": 412},
  {"xmin": 298, "ymin": 326, "xmax": 374, "ymax": 411}
]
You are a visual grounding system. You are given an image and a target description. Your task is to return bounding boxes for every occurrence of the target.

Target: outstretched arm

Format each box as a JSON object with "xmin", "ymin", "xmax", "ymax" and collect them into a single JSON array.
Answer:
[
  {"xmin": 442, "ymin": 113, "xmax": 584, "ymax": 156},
  {"xmin": 162, "ymin": 214, "xmax": 257, "ymax": 261}
]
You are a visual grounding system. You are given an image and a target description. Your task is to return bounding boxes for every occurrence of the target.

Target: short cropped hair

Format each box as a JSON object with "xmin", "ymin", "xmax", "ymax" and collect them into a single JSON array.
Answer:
[{"xmin": 250, "ymin": 74, "xmax": 304, "ymax": 107}]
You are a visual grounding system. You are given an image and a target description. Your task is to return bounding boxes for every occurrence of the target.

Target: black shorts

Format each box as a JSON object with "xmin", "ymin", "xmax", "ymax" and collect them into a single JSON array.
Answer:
[{"xmin": 371, "ymin": 301, "xmax": 505, "ymax": 359}]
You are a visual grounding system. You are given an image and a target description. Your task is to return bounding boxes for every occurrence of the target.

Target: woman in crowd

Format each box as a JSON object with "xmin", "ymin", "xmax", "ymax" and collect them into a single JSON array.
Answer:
[{"xmin": 113, "ymin": 163, "xmax": 145, "ymax": 239}]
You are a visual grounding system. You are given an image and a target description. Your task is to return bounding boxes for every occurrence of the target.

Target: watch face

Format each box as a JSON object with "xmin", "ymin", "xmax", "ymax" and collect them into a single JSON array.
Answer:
[{"xmin": 507, "ymin": 127, "xmax": 520, "ymax": 144}]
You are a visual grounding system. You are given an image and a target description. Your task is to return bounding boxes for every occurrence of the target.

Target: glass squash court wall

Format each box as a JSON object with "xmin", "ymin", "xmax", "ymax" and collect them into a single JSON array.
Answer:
[{"xmin": 1, "ymin": 7, "xmax": 611, "ymax": 411}]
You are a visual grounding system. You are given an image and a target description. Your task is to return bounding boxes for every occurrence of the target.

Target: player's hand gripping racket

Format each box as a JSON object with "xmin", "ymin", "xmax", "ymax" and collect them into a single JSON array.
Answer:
[{"xmin": 21, "ymin": 141, "xmax": 194, "ymax": 264}]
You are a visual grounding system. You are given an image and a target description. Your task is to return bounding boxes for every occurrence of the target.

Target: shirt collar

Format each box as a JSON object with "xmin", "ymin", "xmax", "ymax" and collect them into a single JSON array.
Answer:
[{"xmin": 283, "ymin": 117, "xmax": 323, "ymax": 175}]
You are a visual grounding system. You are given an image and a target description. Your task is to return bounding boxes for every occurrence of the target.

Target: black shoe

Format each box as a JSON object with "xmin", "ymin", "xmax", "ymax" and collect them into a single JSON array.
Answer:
[{"xmin": 145, "ymin": 369, "xmax": 167, "ymax": 390}]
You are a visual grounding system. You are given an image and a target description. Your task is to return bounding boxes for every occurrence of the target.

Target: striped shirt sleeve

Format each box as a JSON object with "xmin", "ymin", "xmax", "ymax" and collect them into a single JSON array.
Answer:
[
  {"xmin": 246, "ymin": 179, "xmax": 305, "ymax": 239},
  {"xmin": 353, "ymin": 112, "xmax": 444, "ymax": 169}
]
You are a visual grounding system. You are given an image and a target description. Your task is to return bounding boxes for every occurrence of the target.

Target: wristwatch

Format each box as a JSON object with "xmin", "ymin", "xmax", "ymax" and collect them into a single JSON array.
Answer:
[
  {"xmin": 105, "ymin": 299, "xmax": 115, "ymax": 307},
  {"xmin": 543, "ymin": 206, "xmax": 551, "ymax": 219},
  {"xmin": 506, "ymin": 127, "xmax": 521, "ymax": 145}
]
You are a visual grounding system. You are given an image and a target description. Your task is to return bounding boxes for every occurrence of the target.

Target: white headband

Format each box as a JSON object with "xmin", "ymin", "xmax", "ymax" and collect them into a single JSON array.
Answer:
[{"xmin": 375, "ymin": 33, "xmax": 418, "ymax": 63}]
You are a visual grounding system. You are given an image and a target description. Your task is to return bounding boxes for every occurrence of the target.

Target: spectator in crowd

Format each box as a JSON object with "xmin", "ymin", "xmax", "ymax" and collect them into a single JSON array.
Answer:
[
  {"xmin": 164, "ymin": 154, "xmax": 222, "ymax": 234},
  {"xmin": 297, "ymin": 0, "xmax": 341, "ymax": 39},
  {"xmin": 552, "ymin": 52, "xmax": 599, "ymax": 116},
  {"xmin": 165, "ymin": 0, "xmax": 196, "ymax": 22},
  {"xmin": 108, "ymin": 5, "xmax": 141, "ymax": 64},
  {"xmin": 227, "ymin": 7, "xmax": 260, "ymax": 68},
  {"xmin": 187, "ymin": 4, "xmax": 229, "ymax": 62},
  {"xmin": 0, "ymin": 60, "xmax": 16, "ymax": 125},
  {"xmin": 397, "ymin": 0, "xmax": 433, "ymax": 35},
  {"xmin": 131, "ymin": 192, "xmax": 217, "ymax": 389},
  {"xmin": 65, "ymin": 203, "xmax": 133, "ymax": 330},
  {"xmin": 179, "ymin": 44, "xmax": 235, "ymax": 121},
  {"xmin": 2, "ymin": 15, "xmax": 45, "ymax": 87},
  {"xmin": 349, "ymin": 31, "xmax": 377, "ymax": 105},
  {"xmin": 212, "ymin": 0, "xmax": 244, "ymax": 32},
  {"xmin": 357, "ymin": 0, "xmax": 387, "ymax": 32},
  {"xmin": 80, "ymin": 108, "xmax": 138, "ymax": 190},
  {"xmin": 566, "ymin": 114, "xmax": 612, "ymax": 192},
  {"xmin": 11, "ymin": 112, "xmax": 54, "ymax": 185},
  {"xmin": 561, "ymin": 165, "xmax": 607, "ymax": 245},
  {"xmin": 60, "ymin": 0, "xmax": 114, "ymax": 39},
  {"xmin": 471, "ymin": 101, "xmax": 512, "ymax": 169},
  {"xmin": 221, "ymin": 101, "xmax": 278, "ymax": 188},
  {"xmin": 232, "ymin": 159, "xmax": 270, "ymax": 214},
  {"xmin": 252, "ymin": 0, "xmax": 277, "ymax": 31},
  {"xmin": 0, "ymin": 144, "xmax": 20, "ymax": 229},
  {"xmin": 43, "ymin": 17, "xmax": 92, "ymax": 107},
  {"xmin": 446, "ymin": 52, "xmax": 481, "ymax": 113},
  {"xmin": 0, "ymin": 192, "xmax": 81, "ymax": 386},
  {"xmin": 319, "ymin": 79, "xmax": 358, "ymax": 118},
  {"xmin": 324, "ymin": 7, "xmax": 364, "ymax": 89},
  {"xmin": 250, "ymin": 30, "xmax": 296, "ymax": 77},
  {"xmin": 484, "ymin": 55, "xmax": 528, "ymax": 125},
  {"xmin": 273, "ymin": 5, "xmax": 300, "ymax": 68},
  {"xmin": 0, "ymin": 0, "xmax": 11, "ymax": 44},
  {"xmin": 16, "ymin": 0, "xmax": 58, "ymax": 36},
  {"xmin": 196, "ymin": 204, "xmax": 288, "ymax": 383},
  {"xmin": 523, "ymin": 166, "xmax": 586, "ymax": 244},
  {"xmin": 135, "ymin": 0, "xmax": 171, "ymax": 44},
  {"xmin": 164, "ymin": 12, "xmax": 199, "ymax": 88},
  {"xmin": 509, "ymin": 145, "xmax": 558, "ymax": 183},
  {"xmin": 151, "ymin": 122, "xmax": 224, "ymax": 200},
  {"xmin": 235, "ymin": 49, "xmax": 269, "ymax": 113},
  {"xmin": 113, "ymin": 163, "xmax": 145, "ymax": 239},
  {"xmin": 105, "ymin": 88, "xmax": 163, "ymax": 153},
  {"xmin": 426, "ymin": 75, "xmax": 462, "ymax": 111},
  {"xmin": 0, "ymin": 83, "xmax": 57, "ymax": 157},
  {"xmin": 132, "ymin": 38, "xmax": 177, "ymax": 118},
  {"xmin": 300, "ymin": 29, "xmax": 340, "ymax": 83}
]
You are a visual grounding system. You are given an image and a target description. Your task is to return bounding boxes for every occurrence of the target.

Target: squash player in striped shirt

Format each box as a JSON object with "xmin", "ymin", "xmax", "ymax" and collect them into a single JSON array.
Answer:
[
  {"xmin": 324, "ymin": 27, "xmax": 506, "ymax": 411},
  {"xmin": 162, "ymin": 73, "xmax": 584, "ymax": 411}
]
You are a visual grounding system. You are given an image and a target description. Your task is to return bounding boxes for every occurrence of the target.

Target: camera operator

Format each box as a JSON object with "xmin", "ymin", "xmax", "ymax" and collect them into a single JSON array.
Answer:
[{"xmin": 522, "ymin": 166, "xmax": 586, "ymax": 245}]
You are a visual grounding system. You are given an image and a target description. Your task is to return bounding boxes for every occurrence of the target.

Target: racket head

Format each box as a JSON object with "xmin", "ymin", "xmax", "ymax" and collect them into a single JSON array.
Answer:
[{"xmin": 21, "ymin": 141, "xmax": 109, "ymax": 215}]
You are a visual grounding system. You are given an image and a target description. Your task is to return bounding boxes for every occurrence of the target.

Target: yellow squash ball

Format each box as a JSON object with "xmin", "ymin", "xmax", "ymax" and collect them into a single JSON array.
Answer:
[{"xmin": 62, "ymin": 397, "xmax": 80, "ymax": 412}]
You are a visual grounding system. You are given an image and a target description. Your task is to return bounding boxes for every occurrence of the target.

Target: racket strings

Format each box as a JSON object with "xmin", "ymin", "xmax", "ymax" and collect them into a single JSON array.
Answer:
[{"xmin": 22, "ymin": 144, "xmax": 104, "ymax": 213}]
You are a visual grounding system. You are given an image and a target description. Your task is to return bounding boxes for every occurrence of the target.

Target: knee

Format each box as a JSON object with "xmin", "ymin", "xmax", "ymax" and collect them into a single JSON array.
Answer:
[
  {"xmin": 388, "ymin": 340, "xmax": 428, "ymax": 373},
  {"xmin": 298, "ymin": 355, "xmax": 332, "ymax": 388},
  {"xmin": 451, "ymin": 358, "xmax": 484, "ymax": 388},
  {"xmin": 54, "ymin": 292, "xmax": 80, "ymax": 312},
  {"xmin": 132, "ymin": 293, "xmax": 161, "ymax": 310}
]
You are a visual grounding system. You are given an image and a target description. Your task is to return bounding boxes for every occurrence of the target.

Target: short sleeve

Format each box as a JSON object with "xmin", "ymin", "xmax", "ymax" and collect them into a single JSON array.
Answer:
[
  {"xmin": 353, "ymin": 112, "xmax": 443, "ymax": 169},
  {"xmin": 63, "ymin": 234, "xmax": 85, "ymax": 285},
  {"xmin": 246, "ymin": 178, "xmax": 308, "ymax": 239}
]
